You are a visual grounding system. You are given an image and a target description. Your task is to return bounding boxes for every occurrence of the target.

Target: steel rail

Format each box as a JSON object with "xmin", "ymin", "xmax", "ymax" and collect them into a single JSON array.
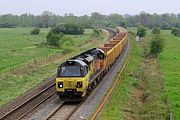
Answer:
[{"xmin": 0, "ymin": 81, "xmax": 56, "ymax": 120}]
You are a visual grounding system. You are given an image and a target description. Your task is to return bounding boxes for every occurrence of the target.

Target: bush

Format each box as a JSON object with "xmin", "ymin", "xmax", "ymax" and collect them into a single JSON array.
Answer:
[
  {"xmin": 51, "ymin": 23, "xmax": 84, "ymax": 35},
  {"xmin": 60, "ymin": 36, "xmax": 74, "ymax": 47},
  {"xmin": 62, "ymin": 46, "xmax": 76, "ymax": 54},
  {"xmin": 91, "ymin": 29, "xmax": 102, "ymax": 38},
  {"xmin": 137, "ymin": 24, "xmax": 147, "ymax": 38},
  {"xmin": 46, "ymin": 31, "xmax": 64, "ymax": 47},
  {"xmin": 30, "ymin": 28, "xmax": 40, "ymax": 35},
  {"xmin": 171, "ymin": 28, "xmax": 180, "ymax": 36},
  {"xmin": 150, "ymin": 35, "xmax": 164, "ymax": 55},
  {"xmin": 152, "ymin": 27, "xmax": 161, "ymax": 35}
]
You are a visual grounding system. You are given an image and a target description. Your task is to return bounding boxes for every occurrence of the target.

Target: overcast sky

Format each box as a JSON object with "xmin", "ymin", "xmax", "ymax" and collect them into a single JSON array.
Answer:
[{"xmin": 0, "ymin": 0, "xmax": 179, "ymax": 16}]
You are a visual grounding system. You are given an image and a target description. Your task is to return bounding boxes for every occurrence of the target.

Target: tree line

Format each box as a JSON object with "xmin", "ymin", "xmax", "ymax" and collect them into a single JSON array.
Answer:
[{"xmin": 0, "ymin": 11, "xmax": 179, "ymax": 30}]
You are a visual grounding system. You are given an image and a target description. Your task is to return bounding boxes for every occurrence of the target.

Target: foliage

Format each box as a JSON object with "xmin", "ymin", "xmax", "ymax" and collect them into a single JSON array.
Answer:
[
  {"xmin": 62, "ymin": 46, "xmax": 76, "ymax": 54},
  {"xmin": 120, "ymin": 21, "xmax": 127, "ymax": 28},
  {"xmin": 152, "ymin": 27, "xmax": 161, "ymax": 35},
  {"xmin": 51, "ymin": 23, "xmax": 84, "ymax": 35},
  {"xmin": 46, "ymin": 31, "xmax": 64, "ymax": 47},
  {"xmin": 171, "ymin": 28, "xmax": 180, "ymax": 36},
  {"xmin": 91, "ymin": 28, "xmax": 102, "ymax": 38},
  {"xmin": 0, "ymin": 23, "xmax": 16, "ymax": 28},
  {"xmin": 150, "ymin": 35, "xmax": 164, "ymax": 55},
  {"xmin": 161, "ymin": 22, "xmax": 172, "ymax": 30},
  {"xmin": 137, "ymin": 24, "xmax": 147, "ymax": 37},
  {"xmin": 0, "ymin": 12, "xmax": 179, "ymax": 29},
  {"xmin": 30, "ymin": 28, "xmax": 40, "ymax": 35}
]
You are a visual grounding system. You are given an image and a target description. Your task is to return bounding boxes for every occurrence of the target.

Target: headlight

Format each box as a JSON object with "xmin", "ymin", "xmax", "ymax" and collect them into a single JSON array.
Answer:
[
  {"xmin": 58, "ymin": 82, "xmax": 63, "ymax": 88},
  {"xmin": 76, "ymin": 82, "xmax": 83, "ymax": 88}
]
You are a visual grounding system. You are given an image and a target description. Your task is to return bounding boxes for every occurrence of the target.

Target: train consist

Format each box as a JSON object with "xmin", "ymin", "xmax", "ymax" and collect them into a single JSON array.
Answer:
[{"xmin": 56, "ymin": 27, "xmax": 128, "ymax": 100}]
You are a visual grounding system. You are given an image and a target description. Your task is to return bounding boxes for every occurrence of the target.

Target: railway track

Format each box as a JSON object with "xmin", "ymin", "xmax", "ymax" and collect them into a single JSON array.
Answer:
[
  {"xmin": 0, "ymin": 81, "xmax": 56, "ymax": 120},
  {"xmin": 0, "ymin": 28, "xmax": 121, "ymax": 120},
  {"xmin": 102, "ymin": 27, "xmax": 117, "ymax": 39},
  {"xmin": 45, "ymin": 98, "xmax": 86, "ymax": 120}
]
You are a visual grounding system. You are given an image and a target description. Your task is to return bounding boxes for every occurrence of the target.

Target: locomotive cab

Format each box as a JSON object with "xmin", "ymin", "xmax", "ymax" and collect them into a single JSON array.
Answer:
[{"xmin": 56, "ymin": 59, "xmax": 91, "ymax": 99}]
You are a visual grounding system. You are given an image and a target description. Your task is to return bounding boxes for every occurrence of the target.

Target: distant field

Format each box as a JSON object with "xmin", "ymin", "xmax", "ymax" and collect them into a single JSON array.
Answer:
[
  {"xmin": 159, "ymin": 30, "xmax": 180, "ymax": 119},
  {"xmin": 0, "ymin": 27, "xmax": 108, "ymax": 106},
  {"xmin": 0, "ymin": 28, "xmax": 96, "ymax": 73},
  {"xmin": 0, "ymin": 28, "xmax": 51, "ymax": 72}
]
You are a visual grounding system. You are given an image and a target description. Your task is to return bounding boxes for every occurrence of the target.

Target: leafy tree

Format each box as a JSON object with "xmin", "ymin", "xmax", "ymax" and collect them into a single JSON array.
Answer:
[
  {"xmin": 30, "ymin": 28, "xmax": 40, "ymax": 35},
  {"xmin": 150, "ymin": 35, "xmax": 164, "ymax": 56},
  {"xmin": 120, "ymin": 21, "xmax": 127, "ymax": 28},
  {"xmin": 161, "ymin": 22, "xmax": 172, "ymax": 30},
  {"xmin": 152, "ymin": 27, "xmax": 161, "ymax": 35},
  {"xmin": 137, "ymin": 24, "xmax": 147, "ymax": 37},
  {"xmin": 171, "ymin": 28, "xmax": 180, "ymax": 36}
]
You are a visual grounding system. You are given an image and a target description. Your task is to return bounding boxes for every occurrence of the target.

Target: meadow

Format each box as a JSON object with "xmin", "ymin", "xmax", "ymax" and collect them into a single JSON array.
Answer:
[
  {"xmin": 0, "ymin": 28, "xmax": 108, "ymax": 106},
  {"xmin": 159, "ymin": 30, "xmax": 180, "ymax": 119},
  {"xmin": 0, "ymin": 28, "xmax": 51, "ymax": 73}
]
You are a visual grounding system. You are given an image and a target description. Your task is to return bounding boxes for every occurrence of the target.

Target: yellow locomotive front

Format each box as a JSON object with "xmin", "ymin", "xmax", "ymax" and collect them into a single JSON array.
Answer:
[{"xmin": 56, "ymin": 59, "xmax": 91, "ymax": 99}]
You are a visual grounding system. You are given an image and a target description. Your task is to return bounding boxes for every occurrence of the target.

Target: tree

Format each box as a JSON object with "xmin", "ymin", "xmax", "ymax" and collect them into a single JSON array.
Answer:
[
  {"xmin": 152, "ymin": 27, "xmax": 161, "ymax": 35},
  {"xmin": 150, "ymin": 35, "xmax": 164, "ymax": 56},
  {"xmin": 137, "ymin": 24, "xmax": 147, "ymax": 37},
  {"xmin": 171, "ymin": 28, "xmax": 180, "ymax": 36},
  {"xmin": 30, "ymin": 28, "xmax": 40, "ymax": 35}
]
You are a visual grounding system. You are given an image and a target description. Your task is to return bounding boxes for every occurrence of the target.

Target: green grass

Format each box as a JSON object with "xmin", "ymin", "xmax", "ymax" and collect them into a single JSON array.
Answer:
[
  {"xmin": 0, "ymin": 28, "xmax": 52, "ymax": 72},
  {"xmin": 100, "ymin": 35, "xmax": 142, "ymax": 120},
  {"xmin": 0, "ymin": 28, "xmax": 109, "ymax": 106},
  {"xmin": 159, "ymin": 31, "xmax": 180, "ymax": 119},
  {"xmin": 0, "ymin": 28, "xmax": 97, "ymax": 73}
]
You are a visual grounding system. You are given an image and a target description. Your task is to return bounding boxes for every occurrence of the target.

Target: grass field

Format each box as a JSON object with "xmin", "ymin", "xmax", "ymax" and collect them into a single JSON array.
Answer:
[
  {"xmin": 0, "ymin": 27, "xmax": 109, "ymax": 106},
  {"xmin": 0, "ymin": 28, "xmax": 51, "ymax": 73},
  {"xmin": 0, "ymin": 28, "xmax": 97, "ymax": 73},
  {"xmin": 159, "ymin": 31, "xmax": 180, "ymax": 119}
]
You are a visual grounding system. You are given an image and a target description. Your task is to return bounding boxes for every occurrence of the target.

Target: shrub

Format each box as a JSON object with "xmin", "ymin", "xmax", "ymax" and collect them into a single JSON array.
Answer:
[
  {"xmin": 60, "ymin": 36, "xmax": 74, "ymax": 47},
  {"xmin": 51, "ymin": 23, "xmax": 84, "ymax": 35},
  {"xmin": 150, "ymin": 35, "xmax": 164, "ymax": 56},
  {"xmin": 46, "ymin": 31, "xmax": 64, "ymax": 47},
  {"xmin": 171, "ymin": 28, "xmax": 180, "ymax": 36},
  {"xmin": 91, "ymin": 29, "xmax": 102, "ymax": 38},
  {"xmin": 137, "ymin": 24, "xmax": 147, "ymax": 38},
  {"xmin": 30, "ymin": 28, "xmax": 40, "ymax": 35},
  {"xmin": 62, "ymin": 46, "xmax": 76, "ymax": 54},
  {"xmin": 152, "ymin": 27, "xmax": 161, "ymax": 35}
]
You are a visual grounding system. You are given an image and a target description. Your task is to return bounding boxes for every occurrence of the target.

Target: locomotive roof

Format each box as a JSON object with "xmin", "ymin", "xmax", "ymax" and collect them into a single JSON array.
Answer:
[
  {"xmin": 59, "ymin": 47, "xmax": 106, "ymax": 67},
  {"xmin": 60, "ymin": 59, "xmax": 87, "ymax": 67}
]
